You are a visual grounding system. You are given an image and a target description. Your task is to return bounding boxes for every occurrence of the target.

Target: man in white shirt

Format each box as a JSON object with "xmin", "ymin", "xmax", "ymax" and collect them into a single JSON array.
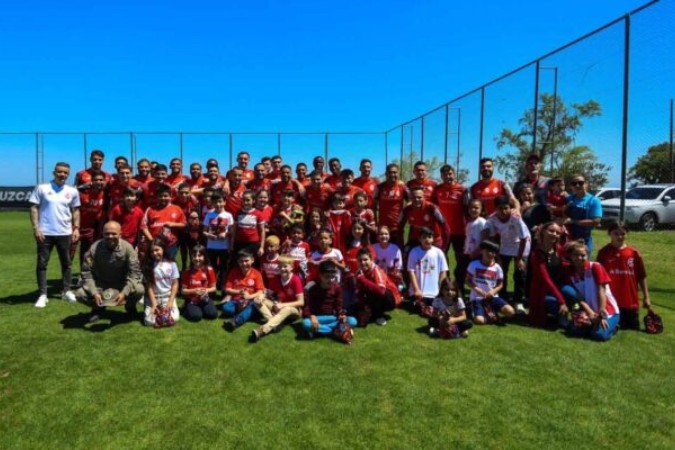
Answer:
[{"xmin": 29, "ymin": 162, "xmax": 81, "ymax": 308}]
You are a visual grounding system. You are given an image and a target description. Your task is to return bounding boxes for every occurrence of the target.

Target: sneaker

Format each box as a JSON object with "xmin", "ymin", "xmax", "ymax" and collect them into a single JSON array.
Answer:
[
  {"xmin": 250, "ymin": 327, "xmax": 264, "ymax": 343},
  {"xmin": 375, "ymin": 317, "xmax": 388, "ymax": 326},
  {"xmin": 515, "ymin": 303, "xmax": 527, "ymax": 315},
  {"xmin": 428, "ymin": 327, "xmax": 438, "ymax": 337},
  {"xmin": 461, "ymin": 330, "xmax": 469, "ymax": 338},
  {"xmin": 306, "ymin": 329, "xmax": 315, "ymax": 340},
  {"xmin": 35, "ymin": 294, "xmax": 48, "ymax": 308},
  {"xmin": 62, "ymin": 290, "xmax": 77, "ymax": 303},
  {"xmin": 223, "ymin": 319, "xmax": 235, "ymax": 332}
]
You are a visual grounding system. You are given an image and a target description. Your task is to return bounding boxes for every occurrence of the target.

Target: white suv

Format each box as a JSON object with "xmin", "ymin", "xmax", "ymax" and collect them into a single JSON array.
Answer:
[{"xmin": 601, "ymin": 184, "xmax": 675, "ymax": 231}]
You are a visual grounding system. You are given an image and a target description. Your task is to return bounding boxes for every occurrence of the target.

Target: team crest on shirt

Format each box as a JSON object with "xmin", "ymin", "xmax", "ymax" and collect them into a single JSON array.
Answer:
[
  {"xmin": 247, "ymin": 279, "xmax": 254, "ymax": 286},
  {"xmin": 627, "ymin": 257, "xmax": 634, "ymax": 268},
  {"xmin": 492, "ymin": 187, "xmax": 498, "ymax": 194},
  {"xmin": 424, "ymin": 214, "xmax": 430, "ymax": 221},
  {"xmin": 171, "ymin": 212, "xmax": 178, "ymax": 219}
]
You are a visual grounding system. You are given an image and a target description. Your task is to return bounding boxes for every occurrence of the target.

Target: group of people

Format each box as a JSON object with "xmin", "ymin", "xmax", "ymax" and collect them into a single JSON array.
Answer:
[{"xmin": 28, "ymin": 149, "xmax": 652, "ymax": 342}]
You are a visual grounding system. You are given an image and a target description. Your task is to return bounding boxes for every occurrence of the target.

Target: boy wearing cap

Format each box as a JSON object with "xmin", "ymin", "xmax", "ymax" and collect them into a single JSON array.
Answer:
[
  {"xmin": 302, "ymin": 260, "xmax": 358, "ymax": 340},
  {"xmin": 466, "ymin": 240, "xmax": 515, "ymax": 324}
]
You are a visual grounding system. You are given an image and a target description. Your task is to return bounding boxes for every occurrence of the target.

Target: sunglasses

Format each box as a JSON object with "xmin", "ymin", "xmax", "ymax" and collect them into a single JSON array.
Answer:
[{"xmin": 571, "ymin": 180, "xmax": 585, "ymax": 186}]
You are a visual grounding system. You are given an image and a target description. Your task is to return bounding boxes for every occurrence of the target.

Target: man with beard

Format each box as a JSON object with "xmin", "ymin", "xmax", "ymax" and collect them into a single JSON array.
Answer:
[
  {"xmin": 75, "ymin": 149, "xmax": 112, "ymax": 189},
  {"xmin": 374, "ymin": 163, "xmax": 409, "ymax": 247},
  {"xmin": 352, "ymin": 158, "xmax": 379, "ymax": 208},
  {"xmin": 75, "ymin": 221, "xmax": 145, "ymax": 322},
  {"xmin": 134, "ymin": 158, "xmax": 154, "ymax": 187},
  {"xmin": 166, "ymin": 158, "xmax": 189, "ymax": 189},
  {"xmin": 270, "ymin": 165, "xmax": 305, "ymax": 205},
  {"xmin": 469, "ymin": 157, "xmax": 518, "ymax": 216},
  {"xmin": 227, "ymin": 151, "xmax": 255, "ymax": 184},
  {"xmin": 406, "ymin": 161, "xmax": 437, "ymax": 202}
]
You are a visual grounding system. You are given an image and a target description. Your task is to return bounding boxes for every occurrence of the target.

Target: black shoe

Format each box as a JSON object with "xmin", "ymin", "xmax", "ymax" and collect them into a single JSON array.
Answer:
[{"xmin": 223, "ymin": 319, "xmax": 235, "ymax": 332}]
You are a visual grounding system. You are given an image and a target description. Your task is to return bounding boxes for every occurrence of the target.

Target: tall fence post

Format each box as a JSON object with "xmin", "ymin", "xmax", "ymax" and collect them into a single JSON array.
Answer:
[
  {"xmin": 35, "ymin": 133, "xmax": 40, "ymax": 185},
  {"xmin": 83, "ymin": 133, "xmax": 88, "ymax": 168},
  {"xmin": 443, "ymin": 105, "xmax": 449, "ymax": 164},
  {"xmin": 399, "ymin": 126, "xmax": 404, "ymax": 165},
  {"xmin": 619, "ymin": 14, "xmax": 631, "ymax": 221},
  {"xmin": 420, "ymin": 116, "xmax": 425, "ymax": 161},
  {"xmin": 384, "ymin": 132, "xmax": 389, "ymax": 165},
  {"xmin": 277, "ymin": 133, "xmax": 282, "ymax": 157},
  {"xmin": 533, "ymin": 60, "xmax": 541, "ymax": 154},
  {"xmin": 670, "ymin": 98, "xmax": 673, "ymax": 182},
  {"xmin": 456, "ymin": 108, "xmax": 462, "ymax": 173},
  {"xmin": 228, "ymin": 134, "xmax": 233, "ymax": 169},
  {"xmin": 179, "ymin": 132, "xmax": 184, "ymax": 162},
  {"xmin": 324, "ymin": 133, "xmax": 329, "ymax": 162},
  {"xmin": 478, "ymin": 87, "xmax": 486, "ymax": 180}
]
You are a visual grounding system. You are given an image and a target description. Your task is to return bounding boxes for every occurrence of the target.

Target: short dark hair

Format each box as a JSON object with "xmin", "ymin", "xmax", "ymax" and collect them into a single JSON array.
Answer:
[
  {"xmin": 419, "ymin": 227, "xmax": 434, "ymax": 238},
  {"xmin": 90, "ymin": 150, "xmax": 104, "ymax": 159},
  {"xmin": 156, "ymin": 184, "xmax": 172, "ymax": 196},
  {"xmin": 479, "ymin": 157, "xmax": 493, "ymax": 165},
  {"xmin": 480, "ymin": 240, "xmax": 500, "ymax": 252},
  {"xmin": 340, "ymin": 169, "xmax": 354, "ymax": 178},
  {"xmin": 494, "ymin": 195, "xmax": 511, "ymax": 208},
  {"xmin": 607, "ymin": 220, "xmax": 629, "ymax": 234},
  {"xmin": 155, "ymin": 164, "xmax": 168, "ymax": 173}
]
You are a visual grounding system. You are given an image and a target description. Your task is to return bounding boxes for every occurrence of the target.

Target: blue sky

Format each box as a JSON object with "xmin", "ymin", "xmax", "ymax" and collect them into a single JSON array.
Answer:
[{"xmin": 1, "ymin": 0, "xmax": 671, "ymax": 185}]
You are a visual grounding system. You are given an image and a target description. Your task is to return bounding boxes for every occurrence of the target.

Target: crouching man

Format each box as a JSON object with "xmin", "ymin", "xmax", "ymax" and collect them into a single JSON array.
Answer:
[{"xmin": 75, "ymin": 221, "xmax": 145, "ymax": 322}]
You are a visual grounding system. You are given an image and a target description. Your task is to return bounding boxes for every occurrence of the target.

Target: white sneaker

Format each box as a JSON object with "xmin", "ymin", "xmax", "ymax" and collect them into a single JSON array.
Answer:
[
  {"xmin": 375, "ymin": 317, "xmax": 388, "ymax": 326},
  {"xmin": 35, "ymin": 295, "xmax": 49, "ymax": 308},
  {"xmin": 515, "ymin": 303, "xmax": 527, "ymax": 315},
  {"xmin": 62, "ymin": 291, "xmax": 77, "ymax": 303}
]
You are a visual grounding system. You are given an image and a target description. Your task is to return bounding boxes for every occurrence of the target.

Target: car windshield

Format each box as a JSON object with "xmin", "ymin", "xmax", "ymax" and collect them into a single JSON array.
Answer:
[{"xmin": 626, "ymin": 187, "xmax": 663, "ymax": 200}]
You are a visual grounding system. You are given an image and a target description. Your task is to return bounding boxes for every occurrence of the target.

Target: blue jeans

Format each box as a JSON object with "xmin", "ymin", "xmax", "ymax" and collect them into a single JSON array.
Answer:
[
  {"xmin": 561, "ymin": 285, "xmax": 620, "ymax": 341},
  {"xmin": 222, "ymin": 300, "xmax": 257, "ymax": 326},
  {"xmin": 302, "ymin": 315, "xmax": 358, "ymax": 335}
]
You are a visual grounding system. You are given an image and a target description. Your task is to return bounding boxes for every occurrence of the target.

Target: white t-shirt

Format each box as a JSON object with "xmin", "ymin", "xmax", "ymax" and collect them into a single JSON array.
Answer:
[
  {"xmin": 464, "ymin": 217, "xmax": 487, "ymax": 255},
  {"xmin": 373, "ymin": 243, "xmax": 403, "ymax": 273},
  {"xmin": 407, "ymin": 245, "xmax": 449, "ymax": 298},
  {"xmin": 152, "ymin": 261, "xmax": 180, "ymax": 295},
  {"xmin": 485, "ymin": 215, "xmax": 531, "ymax": 257},
  {"xmin": 29, "ymin": 182, "xmax": 81, "ymax": 236},
  {"xmin": 310, "ymin": 248, "xmax": 345, "ymax": 283},
  {"xmin": 467, "ymin": 259, "xmax": 504, "ymax": 301},
  {"xmin": 431, "ymin": 296, "xmax": 466, "ymax": 316},
  {"xmin": 203, "ymin": 210, "xmax": 234, "ymax": 250}
]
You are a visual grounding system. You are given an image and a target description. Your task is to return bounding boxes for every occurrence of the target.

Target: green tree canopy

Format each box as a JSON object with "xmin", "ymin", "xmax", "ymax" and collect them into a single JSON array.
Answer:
[
  {"xmin": 494, "ymin": 93, "xmax": 609, "ymax": 187},
  {"xmin": 628, "ymin": 142, "xmax": 675, "ymax": 184}
]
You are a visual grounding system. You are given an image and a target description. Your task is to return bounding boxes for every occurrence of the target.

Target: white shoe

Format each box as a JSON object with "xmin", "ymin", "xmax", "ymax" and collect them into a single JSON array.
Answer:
[
  {"xmin": 375, "ymin": 317, "xmax": 388, "ymax": 326},
  {"xmin": 62, "ymin": 291, "xmax": 77, "ymax": 303},
  {"xmin": 515, "ymin": 303, "xmax": 527, "ymax": 315},
  {"xmin": 35, "ymin": 295, "xmax": 49, "ymax": 308}
]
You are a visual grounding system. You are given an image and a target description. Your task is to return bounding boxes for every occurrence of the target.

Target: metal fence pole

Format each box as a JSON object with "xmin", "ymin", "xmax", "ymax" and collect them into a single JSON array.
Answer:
[
  {"xmin": 399, "ymin": 126, "xmax": 404, "ymax": 165},
  {"xmin": 478, "ymin": 87, "xmax": 485, "ymax": 180},
  {"xmin": 129, "ymin": 133, "xmax": 135, "ymax": 168},
  {"xmin": 384, "ymin": 132, "xmax": 389, "ymax": 165},
  {"xmin": 35, "ymin": 133, "xmax": 39, "ymax": 185},
  {"xmin": 456, "ymin": 108, "xmax": 462, "ymax": 173},
  {"xmin": 229, "ymin": 134, "xmax": 233, "ymax": 169},
  {"xmin": 443, "ymin": 105, "xmax": 449, "ymax": 164},
  {"xmin": 533, "ymin": 60, "xmax": 541, "ymax": 154},
  {"xmin": 179, "ymin": 132, "xmax": 184, "ymax": 162},
  {"xmin": 670, "ymin": 98, "xmax": 673, "ymax": 182},
  {"xmin": 83, "ymin": 133, "xmax": 88, "ymax": 168},
  {"xmin": 619, "ymin": 14, "xmax": 631, "ymax": 221},
  {"xmin": 324, "ymin": 133, "xmax": 329, "ymax": 162},
  {"xmin": 277, "ymin": 133, "xmax": 281, "ymax": 157},
  {"xmin": 420, "ymin": 116, "xmax": 425, "ymax": 161}
]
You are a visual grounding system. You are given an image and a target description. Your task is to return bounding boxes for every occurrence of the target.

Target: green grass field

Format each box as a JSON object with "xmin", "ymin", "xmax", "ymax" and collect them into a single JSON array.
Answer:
[{"xmin": 1, "ymin": 211, "xmax": 673, "ymax": 449}]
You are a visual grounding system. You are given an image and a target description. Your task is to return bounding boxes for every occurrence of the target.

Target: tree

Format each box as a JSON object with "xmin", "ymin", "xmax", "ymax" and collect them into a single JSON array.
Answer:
[
  {"xmin": 494, "ymin": 93, "xmax": 609, "ymax": 186},
  {"xmin": 628, "ymin": 142, "xmax": 674, "ymax": 184}
]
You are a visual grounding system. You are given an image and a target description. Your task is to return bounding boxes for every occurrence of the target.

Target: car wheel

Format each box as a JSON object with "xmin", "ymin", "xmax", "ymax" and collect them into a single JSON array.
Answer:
[{"xmin": 639, "ymin": 212, "xmax": 657, "ymax": 232}]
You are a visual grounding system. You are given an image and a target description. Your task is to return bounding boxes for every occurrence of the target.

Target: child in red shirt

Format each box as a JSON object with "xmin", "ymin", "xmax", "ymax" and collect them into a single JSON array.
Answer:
[
  {"xmin": 181, "ymin": 245, "xmax": 218, "ymax": 322},
  {"xmin": 596, "ymin": 221, "xmax": 651, "ymax": 330},
  {"xmin": 108, "ymin": 187, "xmax": 145, "ymax": 247},
  {"xmin": 221, "ymin": 249, "xmax": 266, "ymax": 329},
  {"xmin": 325, "ymin": 193, "xmax": 352, "ymax": 254}
]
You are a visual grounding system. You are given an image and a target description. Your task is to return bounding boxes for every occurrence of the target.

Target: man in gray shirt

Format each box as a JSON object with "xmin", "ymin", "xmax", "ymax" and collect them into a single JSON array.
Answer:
[{"xmin": 75, "ymin": 221, "xmax": 145, "ymax": 322}]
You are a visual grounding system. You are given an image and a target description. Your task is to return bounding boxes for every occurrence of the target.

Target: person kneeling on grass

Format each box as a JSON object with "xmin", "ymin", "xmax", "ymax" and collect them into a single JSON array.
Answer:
[
  {"xmin": 250, "ymin": 255, "xmax": 304, "ymax": 342},
  {"xmin": 466, "ymin": 240, "xmax": 515, "ymax": 325},
  {"xmin": 75, "ymin": 221, "xmax": 145, "ymax": 322},
  {"xmin": 428, "ymin": 278, "xmax": 473, "ymax": 338},
  {"xmin": 221, "ymin": 249, "xmax": 265, "ymax": 331},
  {"xmin": 144, "ymin": 238, "xmax": 180, "ymax": 327},
  {"xmin": 561, "ymin": 240, "xmax": 620, "ymax": 341},
  {"xmin": 354, "ymin": 248, "xmax": 400, "ymax": 326},
  {"xmin": 303, "ymin": 260, "xmax": 357, "ymax": 342}
]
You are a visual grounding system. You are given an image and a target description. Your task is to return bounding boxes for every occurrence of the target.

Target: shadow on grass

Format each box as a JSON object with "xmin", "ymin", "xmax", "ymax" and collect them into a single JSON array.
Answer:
[
  {"xmin": 0, "ymin": 280, "xmax": 65, "ymax": 305},
  {"xmin": 60, "ymin": 310, "xmax": 139, "ymax": 332}
]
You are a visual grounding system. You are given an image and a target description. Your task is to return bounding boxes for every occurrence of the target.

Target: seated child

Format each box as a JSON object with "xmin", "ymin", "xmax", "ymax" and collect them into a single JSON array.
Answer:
[
  {"xmin": 251, "ymin": 255, "xmax": 304, "ymax": 342},
  {"xmin": 428, "ymin": 278, "xmax": 473, "ymax": 338},
  {"xmin": 354, "ymin": 248, "xmax": 400, "ymax": 326},
  {"xmin": 144, "ymin": 239, "xmax": 180, "ymax": 327},
  {"xmin": 466, "ymin": 240, "xmax": 515, "ymax": 325},
  {"xmin": 181, "ymin": 245, "xmax": 218, "ymax": 322},
  {"xmin": 221, "ymin": 249, "xmax": 265, "ymax": 330},
  {"xmin": 303, "ymin": 260, "xmax": 358, "ymax": 342}
]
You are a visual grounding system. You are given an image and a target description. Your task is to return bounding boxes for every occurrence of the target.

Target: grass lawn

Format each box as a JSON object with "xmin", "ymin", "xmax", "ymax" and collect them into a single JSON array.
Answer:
[{"xmin": 0, "ymin": 211, "xmax": 673, "ymax": 449}]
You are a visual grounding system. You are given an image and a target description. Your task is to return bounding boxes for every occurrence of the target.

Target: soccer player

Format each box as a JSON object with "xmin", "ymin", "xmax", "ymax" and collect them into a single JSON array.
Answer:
[
  {"xmin": 75, "ymin": 149, "xmax": 112, "ymax": 189},
  {"xmin": 374, "ymin": 163, "xmax": 409, "ymax": 247},
  {"xmin": 352, "ymin": 158, "xmax": 379, "ymax": 208},
  {"xmin": 134, "ymin": 158, "xmax": 154, "ymax": 186},
  {"xmin": 75, "ymin": 170, "xmax": 106, "ymax": 265},
  {"xmin": 305, "ymin": 170, "xmax": 333, "ymax": 213},
  {"xmin": 469, "ymin": 157, "xmax": 518, "ymax": 215},
  {"xmin": 433, "ymin": 164, "xmax": 468, "ymax": 282},
  {"xmin": 247, "ymin": 163, "xmax": 272, "ymax": 194},
  {"xmin": 334, "ymin": 169, "xmax": 364, "ymax": 209},
  {"xmin": 105, "ymin": 163, "xmax": 144, "ymax": 212},
  {"xmin": 30, "ymin": 162, "xmax": 81, "ymax": 308},
  {"xmin": 166, "ymin": 158, "xmax": 189, "ymax": 188},
  {"xmin": 270, "ymin": 165, "xmax": 305, "ymax": 205},
  {"xmin": 406, "ymin": 161, "xmax": 437, "ymax": 202},
  {"xmin": 324, "ymin": 157, "xmax": 342, "ymax": 189},
  {"xmin": 399, "ymin": 186, "xmax": 450, "ymax": 251}
]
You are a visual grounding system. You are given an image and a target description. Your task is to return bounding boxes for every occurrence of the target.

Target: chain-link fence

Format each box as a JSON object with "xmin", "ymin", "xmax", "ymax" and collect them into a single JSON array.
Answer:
[{"xmin": 1, "ymin": 0, "xmax": 673, "ymax": 227}]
